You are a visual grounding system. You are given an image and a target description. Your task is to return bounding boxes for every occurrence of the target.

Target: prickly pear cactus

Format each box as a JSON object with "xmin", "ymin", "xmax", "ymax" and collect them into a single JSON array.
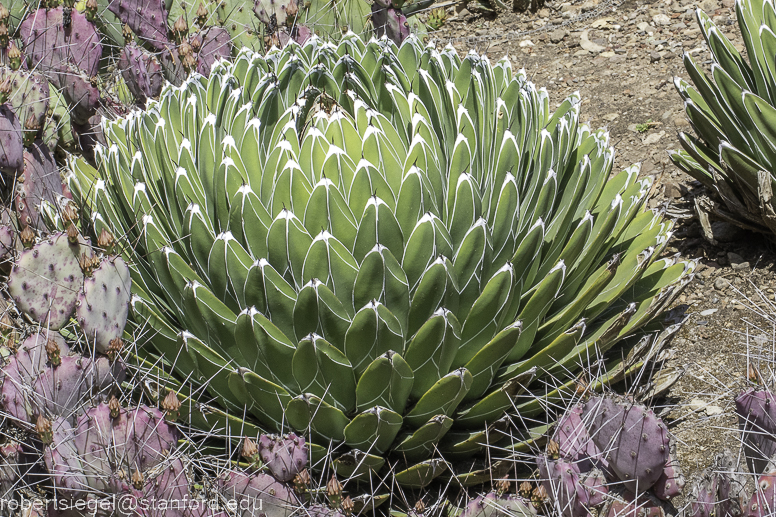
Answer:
[
  {"xmin": 258, "ymin": 432, "xmax": 308, "ymax": 482},
  {"xmin": 108, "ymin": 0, "xmax": 169, "ymax": 49},
  {"xmin": 56, "ymin": 66, "xmax": 101, "ymax": 125},
  {"xmin": 0, "ymin": 329, "xmax": 124, "ymax": 423},
  {"xmin": 0, "ymin": 105, "xmax": 22, "ymax": 175},
  {"xmin": 737, "ymin": 386, "xmax": 776, "ymax": 475},
  {"xmin": 19, "ymin": 7, "xmax": 102, "ymax": 83},
  {"xmin": 119, "ymin": 43, "xmax": 164, "ymax": 103},
  {"xmin": 583, "ymin": 396, "xmax": 670, "ymax": 493},
  {"xmin": 217, "ymin": 470, "xmax": 299, "ymax": 517},
  {"xmin": 460, "ymin": 492, "xmax": 537, "ymax": 517},
  {"xmin": 192, "ymin": 26, "xmax": 231, "ymax": 76},
  {"xmin": 16, "ymin": 140, "xmax": 65, "ymax": 230},
  {"xmin": 76, "ymin": 256, "xmax": 131, "ymax": 354},
  {"xmin": 7, "ymin": 231, "xmax": 84, "ymax": 328},
  {"xmin": 0, "ymin": 68, "xmax": 50, "ymax": 141}
]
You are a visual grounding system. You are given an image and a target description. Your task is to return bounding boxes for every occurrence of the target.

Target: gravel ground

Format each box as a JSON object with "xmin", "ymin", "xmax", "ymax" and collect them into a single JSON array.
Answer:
[{"xmin": 425, "ymin": 0, "xmax": 776, "ymax": 499}]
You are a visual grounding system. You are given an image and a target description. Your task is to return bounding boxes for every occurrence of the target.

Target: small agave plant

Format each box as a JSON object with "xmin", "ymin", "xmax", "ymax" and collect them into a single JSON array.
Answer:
[
  {"xmin": 64, "ymin": 34, "xmax": 694, "ymax": 487},
  {"xmin": 670, "ymin": 0, "xmax": 776, "ymax": 239}
]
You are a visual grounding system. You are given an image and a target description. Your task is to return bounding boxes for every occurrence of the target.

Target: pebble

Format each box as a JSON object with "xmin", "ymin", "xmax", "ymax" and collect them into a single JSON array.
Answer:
[
  {"xmin": 652, "ymin": 13, "xmax": 671, "ymax": 25},
  {"xmin": 699, "ymin": 309, "xmax": 718, "ymax": 316},
  {"xmin": 713, "ymin": 278, "xmax": 729, "ymax": 290}
]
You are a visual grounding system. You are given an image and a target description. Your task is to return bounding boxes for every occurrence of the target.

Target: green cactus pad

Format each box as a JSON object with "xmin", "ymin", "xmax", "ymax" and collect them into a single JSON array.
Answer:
[
  {"xmin": 7, "ymin": 231, "xmax": 85, "ymax": 329},
  {"xmin": 76, "ymin": 256, "xmax": 131, "ymax": 354},
  {"xmin": 0, "ymin": 67, "xmax": 50, "ymax": 136}
]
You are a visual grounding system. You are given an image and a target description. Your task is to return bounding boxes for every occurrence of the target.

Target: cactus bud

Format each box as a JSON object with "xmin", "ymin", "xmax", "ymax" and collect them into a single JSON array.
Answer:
[
  {"xmin": 0, "ymin": 22, "xmax": 8, "ymax": 49},
  {"xmin": 23, "ymin": 113, "xmax": 40, "ymax": 147},
  {"xmin": 575, "ymin": 372, "xmax": 589, "ymax": 397},
  {"xmin": 66, "ymin": 222, "xmax": 78, "ymax": 244},
  {"xmin": 36, "ymin": 415, "xmax": 52, "ymax": 444},
  {"xmin": 0, "ymin": 3, "xmax": 9, "ymax": 22},
  {"xmin": 241, "ymin": 436, "xmax": 259, "ymax": 462},
  {"xmin": 495, "ymin": 475, "xmax": 510, "ymax": 495},
  {"xmin": 109, "ymin": 396, "xmax": 121, "ymax": 419},
  {"xmin": 173, "ymin": 16, "xmax": 188, "ymax": 42},
  {"xmin": 518, "ymin": 481, "xmax": 533, "ymax": 499},
  {"xmin": 19, "ymin": 226, "xmax": 34, "ymax": 248},
  {"xmin": 196, "ymin": 2, "xmax": 208, "ymax": 26},
  {"xmin": 190, "ymin": 36, "xmax": 201, "ymax": 52},
  {"xmin": 414, "ymin": 500, "xmax": 426, "ymax": 515},
  {"xmin": 531, "ymin": 485, "xmax": 548, "ymax": 509},
  {"xmin": 45, "ymin": 339, "xmax": 61, "ymax": 367},
  {"xmin": 342, "ymin": 496, "xmax": 354, "ymax": 516},
  {"xmin": 162, "ymin": 390, "xmax": 181, "ymax": 421},
  {"xmin": 284, "ymin": 0, "xmax": 298, "ymax": 22},
  {"xmin": 327, "ymin": 474, "xmax": 343, "ymax": 508},
  {"xmin": 293, "ymin": 468, "xmax": 310, "ymax": 493},
  {"xmin": 7, "ymin": 41, "xmax": 21, "ymax": 71},
  {"xmin": 122, "ymin": 23, "xmax": 134, "ymax": 43},
  {"xmin": 0, "ymin": 75, "xmax": 11, "ymax": 104},
  {"xmin": 85, "ymin": 0, "xmax": 98, "ymax": 21},
  {"xmin": 131, "ymin": 468, "xmax": 143, "ymax": 489},
  {"xmin": 546, "ymin": 439, "xmax": 559, "ymax": 460},
  {"xmin": 97, "ymin": 227, "xmax": 114, "ymax": 252},
  {"xmin": 62, "ymin": 201, "xmax": 78, "ymax": 224},
  {"xmin": 178, "ymin": 42, "xmax": 196, "ymax": 72},
  {"xmin": 749, "ymin": 363, "xmax": 764, "ymax": 384},
  {"xmin": 107, "ymin": 337, "xmax": 123, "ymax": 361}
]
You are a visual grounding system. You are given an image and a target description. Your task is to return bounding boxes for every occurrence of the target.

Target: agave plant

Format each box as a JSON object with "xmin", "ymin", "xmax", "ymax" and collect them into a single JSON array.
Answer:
[
  {"xmin": 64, "ymin": 35, "xmax": 694, "ymax": 487},
  {"xmin": 670, "ymin": 0, "xmax": 776, "ymax": 238}
]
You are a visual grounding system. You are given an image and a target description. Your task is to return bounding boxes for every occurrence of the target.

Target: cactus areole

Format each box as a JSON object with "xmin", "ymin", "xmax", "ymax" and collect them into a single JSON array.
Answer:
[{"xmin": 67, "ymin": 35, "xmax": 693, "ymax": 486}]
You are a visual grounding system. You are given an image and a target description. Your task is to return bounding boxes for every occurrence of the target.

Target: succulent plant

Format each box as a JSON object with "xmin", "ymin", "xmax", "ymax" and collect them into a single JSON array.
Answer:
[
  {"xmin": 459, "ymin": 491, "xmax": 536, "ymax": 517},
  {"xmin": 670, "ymin": 0, "xmax": 776, "ymax": 239},
  {"xmin": 425, "ymin": 8, "xmax": 447, "ymax": 31},
  {"xmin": 67, "ymin": 35, "xmax": 693, "ymax": 487},
  {"xmin": 536, "ymin": 395, "xmax": 682, "ymax": 516}
]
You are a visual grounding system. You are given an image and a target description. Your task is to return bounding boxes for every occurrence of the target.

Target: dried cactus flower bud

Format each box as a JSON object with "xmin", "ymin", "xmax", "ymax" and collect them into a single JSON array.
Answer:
[
  {"xmin": 23, "ymin": 113, "xmax": 40, "ymax": 146},
  {"xmin": 749, "ymin": 363, "xmax": 764, "ymax": 384},
  {"xmin": 293, "ymin": 468, "xmax": 310, "ymax": 493},
  {"xmin": 414, "ymin": 500, "xmax": 426, "ymax": 515},
  {"xmin": 19, "ymin": 226, "xmax": 34, "ymax": 248},
  {"xmin": 131, "ymin": 468, "xmax": 143, "ymax": 489},
  {"xmin": 173, "ymin": 16, "xmax": 188, "ymax": 42},
  {"xmin": 122, "ymin": 23, "xmax": 134, "ymax": 43},
  {"xmin": 518, "ymin": 481, "xmax": 533, "ymax": 498},
  {"xmin": 97, "ymin": 227, "xmax": 114, "ymax": 252},
  {"xmin": 327, "ymin": 474, "xmax": 343, "ymax": 507},
  {"xmin": 195, "ymin": 2, "xmax": 208, "ymax": 26},
  {"xmin": 84, "ymin": 0, "xmax": 98, "ymax": 21},
  {"xmin": 107, "ymin": 337, "xmax": 123, "ymax": 361},
  {"xmin": 109, "ymin": 396, "xmax": 121, "ymax": 418},
  {"xmin": 531, "ymin": 485, "xmax": 548, "ymax": 508},
  {"xmin": 284, "ymin": 0, "xmax": 298, "ymax": 22},
  {"xmin": 162, "ymin": 390, "xmax": 181, "ymax": 421},
  {"xmin": 66, "ymin": 222, "xmax": 79, "ymax": 244},
  {"xmin": 241, "ymin": 436, "xmax": 259, "ymax": 461},
  {"xmin": 0, "ymin": 3, "xmax": 9, "ymax": 22},
  {"xmin": 190, "ymin": 36, "xmax": 201, "ymax": 52},
  {"xmin": 45, "ymin": 339, "xmax": 61, "ymax": 367},
  {"xmin": 546, "ymin": 439, "xmax": 560, "ymax": 460},
  {"xmin": 0, "ymin": 23, "xmax": 8, "ymax": 49},
  {"xmin": 36, "ymin": 415, "xmax": 52, "ymax": 444},
  {"xmin": 62, "ymin": 201, "xmax": 78, "ymax": 224},
  {"xmin": 495, "ymin": 475, "xmax": 510, "ymax": 495},
  {"xmin": 0, "ymin": 75, "xmax": 11, "ymax": 104},
  {"xmin": 7, "ymin": 41, "xmax": 20, "ymax": 70},
  {"xmin": 342, "ymin": 496, "xmax": 354, "ymax": 516},
  {"xmin": 575, "ymin": 372, "xmax": 589, "ymax": 397}
]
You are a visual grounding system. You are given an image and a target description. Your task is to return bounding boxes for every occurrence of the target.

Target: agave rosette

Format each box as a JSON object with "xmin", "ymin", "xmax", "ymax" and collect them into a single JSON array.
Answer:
[
  {"xmin": 65, "ymin": 35, "xmax": 693, "ymax": 487},
  {"xmin": 670, "ymin": 0, "xmax": 776, "ymax": 236}
]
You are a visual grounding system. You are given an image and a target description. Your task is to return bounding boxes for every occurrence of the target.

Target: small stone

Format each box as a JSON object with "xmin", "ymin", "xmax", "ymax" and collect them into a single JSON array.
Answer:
[
  {"xmin": 732, "ymin": 261, "xmax": 750, "ymax": 271},
  {"xmin": 673, "ymin": 116, "xmax": 690, "ymax": 127},
  {"xmin": 550, "ymin": 29, "xmax": 567, "ymax": 43},
  {"xmin": 650, "ymin": 51, "xmax": 662, "ymax": 62},
  {"xmin": 714, "ymin": 277, "xmax": 729, "ymax": 290},
  {"xmin": 637, "ymin": 21, "xmax": 650, "ymax": 31},
  {"xmin": 603, "ymin": 113, "xmax": 619, "ymax": 121},
  {"xmin": 652, "ymin": 13, "xmax": 671, "ymax": 25},
  {"xmin": 727, "ymin": 252, "xmax": 744, "ymax": 265},
  {"xmin": 699, "ymin": 308, "xmax": 718, "ymax": 316},
  {"xmin": 705, "ymin": 405, "xmax": 723, "ymax": 416},
  {"xmin": 642, "ymin": 130, "xmax": 665, "ymax": 145},
  {"xmin": 519, "ymin": 39, "xmax": 534, "ymax": 47}
]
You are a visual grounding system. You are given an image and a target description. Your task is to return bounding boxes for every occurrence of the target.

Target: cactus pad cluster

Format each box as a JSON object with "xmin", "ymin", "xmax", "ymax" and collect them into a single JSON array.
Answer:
[{"xmin": 536, "ymin": 395, "xmax": 683, "ymax": 517}]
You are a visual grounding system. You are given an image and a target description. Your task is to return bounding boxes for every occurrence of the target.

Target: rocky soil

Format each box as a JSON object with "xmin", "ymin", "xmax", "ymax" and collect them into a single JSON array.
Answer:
[{"xmin": 430, "ymin": 0, "xmax": 776, "ymax": 504}]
